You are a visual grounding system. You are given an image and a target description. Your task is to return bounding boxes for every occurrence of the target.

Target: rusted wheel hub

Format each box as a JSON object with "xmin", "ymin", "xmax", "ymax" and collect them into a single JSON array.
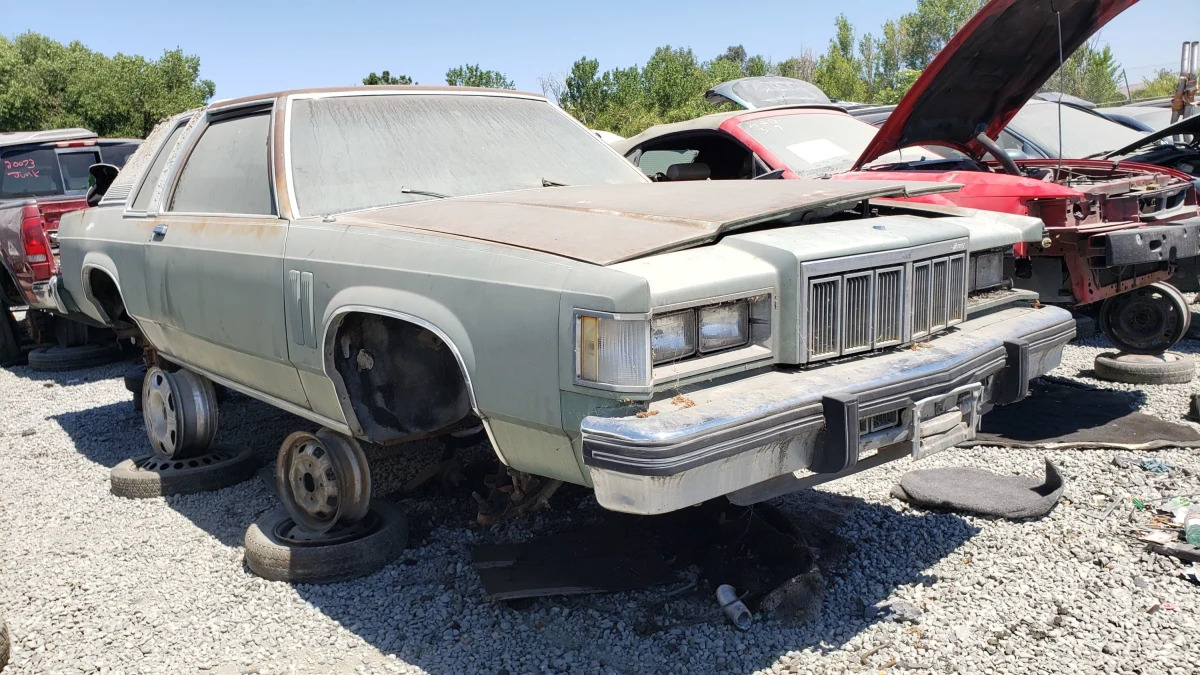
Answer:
[{"xmin": 276, "ymin": 430, "xmax": 370, "ymax": 534}]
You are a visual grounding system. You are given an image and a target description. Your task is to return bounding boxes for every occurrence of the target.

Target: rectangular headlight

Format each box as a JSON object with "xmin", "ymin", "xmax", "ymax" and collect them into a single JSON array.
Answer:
[
  {"xmin": 699, "ymin": 301, "xmax": 749, "ymax": 353},
  {"xmin": 652, "ymin": 310, "xmax": 698, "ymax": 364},
  {"xmin": 577, "ymin": 314, "xmax": 651, "ymax": 388}
]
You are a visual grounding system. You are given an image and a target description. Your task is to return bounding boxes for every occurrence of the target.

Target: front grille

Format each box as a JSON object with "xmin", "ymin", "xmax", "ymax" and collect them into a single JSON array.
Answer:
[{"xmin": 807, "ymin": 252, "xmax": 967, "ymax": 361}]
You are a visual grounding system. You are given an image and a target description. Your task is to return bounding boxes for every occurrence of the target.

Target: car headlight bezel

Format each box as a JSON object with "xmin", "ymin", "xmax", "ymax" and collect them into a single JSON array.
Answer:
[{"xmin": 575, "ymin": 292, "xmax": 773, "ymax": 392}]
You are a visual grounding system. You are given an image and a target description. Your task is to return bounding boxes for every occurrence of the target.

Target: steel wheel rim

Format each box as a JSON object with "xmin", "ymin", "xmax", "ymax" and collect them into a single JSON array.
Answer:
[
  {"xmin": 1105, "ymin": 285, "xmax": 1186, "ymax": 353},
  {"xmin": 143, "ymin": 369, "xmax": 180, "ymax": 458},
  {"xmin": 276, "ymin": 432, "xmax": 370, "ymax": 533}
]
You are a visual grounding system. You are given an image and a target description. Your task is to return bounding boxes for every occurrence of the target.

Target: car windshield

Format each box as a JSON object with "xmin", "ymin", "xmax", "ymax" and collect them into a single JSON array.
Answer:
[
  {"xmin": 1009, "ymin": 102, "xmax": 1149, "ymax": 157},
  {"xmin": 289, "ymin": 93, "xmax": 648, "ymax": 217},
  {"xmin": 738, "ymin": 112, "xmax": 943, "ymax": 177}
]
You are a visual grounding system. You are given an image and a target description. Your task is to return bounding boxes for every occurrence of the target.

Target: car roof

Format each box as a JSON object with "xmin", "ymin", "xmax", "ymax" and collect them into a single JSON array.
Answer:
[
  {"xmin": 208, "ymin": 85, "xmax": 547, "ymax": 111},
  {"xmin": 613, "ymin": 105, "xmax": 850, "ymax": 154},
  {"xmin": 0, "ymin": 128, "xmax": 97, "ymax": 149}
]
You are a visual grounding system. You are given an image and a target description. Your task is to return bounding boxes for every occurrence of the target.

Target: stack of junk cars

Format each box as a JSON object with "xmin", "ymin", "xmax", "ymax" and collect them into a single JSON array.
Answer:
[{"xmin": 0, "ymin": 0, "xmax": 1194, "ymax": 584}]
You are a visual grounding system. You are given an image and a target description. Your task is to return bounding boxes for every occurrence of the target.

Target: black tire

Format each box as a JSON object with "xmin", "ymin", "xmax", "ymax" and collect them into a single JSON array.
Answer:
[
  {"xmin": 26, "ymin": 343, "xmax": 122, "ymax": 371},
  {"xmin": 1094, "ymin": 351, "xmax": 1196, "ymax": 385},
  {"xmin": 0, "ymin": 613, "xmax": 9, "ymax": 671},
  {"xmin": 0, "ymin": 306, "xmax": 23, "ymax": 367},
  {"xmin": 244, "ymin": 501, "xmax": 408, "ymax": 584},
  {"xmin": 124, "ymin": 365, "xmax": 147, "ymax": 412},
  {"xmin": 110, "ymin": 445, "xmax": 258, "ymax": 498}
]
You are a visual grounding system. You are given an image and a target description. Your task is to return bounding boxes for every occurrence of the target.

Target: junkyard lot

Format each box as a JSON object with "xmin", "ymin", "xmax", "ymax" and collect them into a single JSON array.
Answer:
[{"xmin": 1, "ymin": 335, "xmax": 1199, "ymax": 674}]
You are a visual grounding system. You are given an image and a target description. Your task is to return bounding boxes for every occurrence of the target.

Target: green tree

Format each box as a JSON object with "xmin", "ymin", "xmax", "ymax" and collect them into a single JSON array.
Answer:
[
  {"xmin": 0, "ymin": 32, "xmax": 214, "ymax": 137},
  {"xmin": 814, "ymin": 14, "xmax": 867, "ymax": 102},
  {"xmin": 445, "ymin": 64, "xmax": 514, "ymax": 89},
  {"xmin": 1041, "ymin": 39, "xmax": 1123, "ymax": 104},
  {"xmin": 899, "ymin": 0, "xmax": 987, "ymax": 69},
  {"xmin": 362, "ymin": 70, "xmax": 414, "ymax": 85},
  {"xmin": 1136, "ymin": 69, "xmax": 1183, "ymax": 100}
]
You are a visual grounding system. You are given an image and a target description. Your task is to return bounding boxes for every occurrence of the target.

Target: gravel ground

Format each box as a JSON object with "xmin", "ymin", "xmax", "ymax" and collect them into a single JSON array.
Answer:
[{"xmin": 1, "ymin": 328, "xmax": 1199, "ymax": 675}]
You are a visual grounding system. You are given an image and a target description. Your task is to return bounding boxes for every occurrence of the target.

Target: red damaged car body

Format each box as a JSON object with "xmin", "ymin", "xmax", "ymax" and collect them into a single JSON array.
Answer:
[{"xmin": 616, "ymin": 0, "xmax": 1200, "ymax": 353}]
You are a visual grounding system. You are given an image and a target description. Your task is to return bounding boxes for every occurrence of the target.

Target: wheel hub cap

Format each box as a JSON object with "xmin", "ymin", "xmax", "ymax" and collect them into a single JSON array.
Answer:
[{"xmin": 143, "ymin": 371, "xmax": 179, "ymax": 457}]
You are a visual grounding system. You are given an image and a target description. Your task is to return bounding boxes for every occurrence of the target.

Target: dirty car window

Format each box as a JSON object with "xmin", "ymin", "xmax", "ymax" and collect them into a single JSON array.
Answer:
[
  {"xmin": 1009, "ymin": 102, "xmax": 1148, "ymax": 158},
  {"xmin": 289, "ymin": 94, "xmax": 647, "ymax": 217},
  {"xmin": 170, "ymin": 113, "xmax": 275, "ymax": 216},
  {"xmin": 739, "ymin": 113, "xmax": 942, "ymax": 177}
]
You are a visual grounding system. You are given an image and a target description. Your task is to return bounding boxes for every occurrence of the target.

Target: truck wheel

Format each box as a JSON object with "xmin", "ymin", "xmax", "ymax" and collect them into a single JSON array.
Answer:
[
  {"xmin": 276, "ymin": 429, "xmax": 371, "ymax": 534},
  {"xmin": 110, "ymin": 445, "xmax": 257, "ymax": 498},
  {"xmin": 1099, "ymin": 282, "xmax": 1191, "ymax": 355},
  {"xmin": 142, "ymin": 366, "xmax": 218, "ymax": 459},
  {"xmin": 0, "ymin": 306, "xmax": 21, "ymax": 367},
  {"xmin": 244, "ymin": 501, "xmax": 407, "ymax": 584},
  {"xmin": 1094, "ymin": 352, "xmax": 1195, "ymax": 385},
  {"xmin": 26, "ymin": 342, "xmax": 122, "ymax": 371}
]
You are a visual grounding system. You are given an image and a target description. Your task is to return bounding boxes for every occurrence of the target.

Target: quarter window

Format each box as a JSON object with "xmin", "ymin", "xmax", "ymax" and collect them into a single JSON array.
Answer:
[
  {"xmin": 170, "ymin": 112, "xmax": 274, "ymax": 215},
  {"xmin": 132, "ymin": 124, "xmax": 188, "ymax": 212}
]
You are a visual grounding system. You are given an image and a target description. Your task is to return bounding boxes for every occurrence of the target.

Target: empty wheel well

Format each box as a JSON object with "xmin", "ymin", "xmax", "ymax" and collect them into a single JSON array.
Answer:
[
  {"xmin": 330, "ymin": 312, "xmax": 473, "ymax": 445},
  {"xmin": 85, "ymin": 269, "xmax": 128, "ymax": 324}
]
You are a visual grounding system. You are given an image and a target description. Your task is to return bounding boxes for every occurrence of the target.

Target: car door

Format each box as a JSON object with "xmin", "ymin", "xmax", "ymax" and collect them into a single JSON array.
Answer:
[{"xmin": 144, "ymin": 103, "xmax": 309, "ymax": 407}]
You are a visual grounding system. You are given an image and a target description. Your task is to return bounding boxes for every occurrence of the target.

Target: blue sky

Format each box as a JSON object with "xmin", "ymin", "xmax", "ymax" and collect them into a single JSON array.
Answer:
[{"xmin": 2, "ymin": 0, "xmax": 1197, "ymax": 99}]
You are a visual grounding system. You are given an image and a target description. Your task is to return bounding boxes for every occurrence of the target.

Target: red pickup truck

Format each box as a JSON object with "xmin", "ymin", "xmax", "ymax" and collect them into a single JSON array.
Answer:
[{"xmin": 0, "ymin": 128, "xmax": 140, "ymax": 365}]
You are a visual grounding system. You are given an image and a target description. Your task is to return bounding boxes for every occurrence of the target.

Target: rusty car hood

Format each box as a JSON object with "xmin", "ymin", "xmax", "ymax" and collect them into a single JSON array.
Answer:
[
  {"xmin": 854, "ymin": 0, "xmax": 1139, "ymax": 168},
  {"xmin": 338, "ymin": 181, "xmax": 960, "ymax": 265}
]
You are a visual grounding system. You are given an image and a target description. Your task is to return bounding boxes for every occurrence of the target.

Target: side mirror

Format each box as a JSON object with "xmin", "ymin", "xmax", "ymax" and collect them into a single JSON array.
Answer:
[{"xmin": 85, "ymin": 163, "xmax": 120, "ymax": 207}]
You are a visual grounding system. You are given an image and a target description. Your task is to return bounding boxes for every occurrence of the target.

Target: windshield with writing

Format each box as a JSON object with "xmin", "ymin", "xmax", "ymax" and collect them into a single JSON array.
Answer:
[
  {"xmin": 739, "ymin": 113, "xmax": 943, "ymax": 177},
  {"xmin": 289, "ymin": 94, "xmax": 648, "ymax": 217}
]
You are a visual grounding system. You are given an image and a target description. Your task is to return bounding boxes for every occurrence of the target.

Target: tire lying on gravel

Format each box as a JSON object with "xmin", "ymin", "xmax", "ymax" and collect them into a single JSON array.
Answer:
[
  {"xmin": 27, "ymin": 342, "xmax": 122, "ymax": 371},
  {"xmin": 110, "ymin": 445, "xmax": 258, "ymax": 498},
  {"xmin": 1094, "ymin": 351, "xmax": 1196, "ymax": 385},
  {"xmin": 244, "ymin": 501, "xmax": 408, "ymax": 584},
  {"xmin": 1, "ymin": 612, "xmax": 9, "ymax": 671}
]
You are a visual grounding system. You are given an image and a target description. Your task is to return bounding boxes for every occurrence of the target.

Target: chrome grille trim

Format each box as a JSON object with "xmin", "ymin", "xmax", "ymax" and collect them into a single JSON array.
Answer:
[
  {"xmin": 841, "ymin": 271, "xmax": 873, "ymax": 354},
  {"xmin": 805, "ymin": 251, "xmax": 967, "ymax": 362},
  {"xmin": 875, "ymin": 267, "xmax": 903, "ymax": 346},
  {"xmin": 808, "ymin": 278, "xmax": 840, "ymax": 358}
]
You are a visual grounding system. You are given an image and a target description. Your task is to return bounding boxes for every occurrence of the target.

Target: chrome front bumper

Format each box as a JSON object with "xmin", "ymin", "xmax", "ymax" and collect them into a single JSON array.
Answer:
[{"xmin": 581, "ymin": 304, "xmax": 1075, "ymax": 515}]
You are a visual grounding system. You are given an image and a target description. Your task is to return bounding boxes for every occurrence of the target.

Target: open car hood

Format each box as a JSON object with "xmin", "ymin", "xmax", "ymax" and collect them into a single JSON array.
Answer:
[
  {"xmin": 1104, "ymin": 113, "xmax": 1200, "ymax": 159},
  {"xmin": 854, "ymin": 0, "xmax": 1139, "ymax": 169},
  {"xmin": 340, "ymin": 181, "xmax": 958, "ymax": 265},
  {"xmin": 704, "ymin": 77, "xmax": 831, "ymax": 109}
]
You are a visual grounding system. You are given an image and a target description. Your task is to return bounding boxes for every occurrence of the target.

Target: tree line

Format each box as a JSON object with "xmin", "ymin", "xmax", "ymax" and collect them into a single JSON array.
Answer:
[{"xmin": 1, "ymin": 0, "xmax": 1178, "ymax": 139}]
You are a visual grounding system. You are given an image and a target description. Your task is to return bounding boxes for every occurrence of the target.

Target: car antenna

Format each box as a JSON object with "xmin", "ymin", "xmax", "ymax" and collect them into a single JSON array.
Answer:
[{"xmin": 1052, "ymin": 0, "xmax": 1065, "ymax": 180}]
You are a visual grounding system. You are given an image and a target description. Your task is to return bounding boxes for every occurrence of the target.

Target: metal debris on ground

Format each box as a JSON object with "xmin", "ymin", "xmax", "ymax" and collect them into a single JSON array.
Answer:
[
  {"xmin": 1141, "ymin": 459, "xmax": 1174, "ymax": 474},
  {"xmin": 470, "ymin": 500, "xmax": 847, "ymax": 626},
  {"xmin": 472, "ymin": 467, "xmax": 563, "ymax": 525}
]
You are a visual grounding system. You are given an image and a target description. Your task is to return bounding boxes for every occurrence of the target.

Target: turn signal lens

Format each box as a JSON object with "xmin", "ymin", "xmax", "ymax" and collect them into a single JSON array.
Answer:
[{"xmin": 577, "ymin": 314, "xmax": 651, "ymax": 388}]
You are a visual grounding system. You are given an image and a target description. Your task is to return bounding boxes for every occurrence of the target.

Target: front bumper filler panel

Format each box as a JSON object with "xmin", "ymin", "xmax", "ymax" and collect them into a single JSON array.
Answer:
[{"xmin": 581, "ymin": 305, "xmax": 1075, "ymax": 515}]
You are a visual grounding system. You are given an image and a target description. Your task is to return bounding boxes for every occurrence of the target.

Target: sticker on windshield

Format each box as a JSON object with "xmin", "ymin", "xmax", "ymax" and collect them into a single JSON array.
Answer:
[{"xmin": 785, "ymin": 139, "xmax": 848, "ymax": 165}]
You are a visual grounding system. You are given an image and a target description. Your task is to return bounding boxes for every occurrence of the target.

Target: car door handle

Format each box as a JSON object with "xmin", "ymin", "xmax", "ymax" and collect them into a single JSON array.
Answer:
[{"xmin": 151, "ymin": 224, "xmax": 168, "ymax": 240}]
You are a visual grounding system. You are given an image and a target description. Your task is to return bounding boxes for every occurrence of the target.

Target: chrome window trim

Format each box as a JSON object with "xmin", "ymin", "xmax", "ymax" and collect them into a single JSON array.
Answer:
[{"xmin": 122, "ymin": 115, "xmax": 199, "ymax": 218}]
